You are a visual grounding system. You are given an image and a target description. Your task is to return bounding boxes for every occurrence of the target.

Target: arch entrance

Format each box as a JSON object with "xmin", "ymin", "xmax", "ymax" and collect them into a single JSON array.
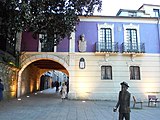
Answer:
[{"xmin": 17, "ymin": 53, "xmax": 69, "ymax": 98}]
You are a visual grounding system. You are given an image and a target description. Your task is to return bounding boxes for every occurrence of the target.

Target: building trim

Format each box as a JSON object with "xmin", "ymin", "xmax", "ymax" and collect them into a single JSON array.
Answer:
[{"xmin": 79, "ymin": 16, "xmax": 159, "ymax": 24}]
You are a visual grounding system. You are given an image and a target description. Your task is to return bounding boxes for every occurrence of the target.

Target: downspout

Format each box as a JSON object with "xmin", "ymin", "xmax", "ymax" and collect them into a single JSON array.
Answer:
[{"xmin": 157, "ymin": 17, "xmax": 160, "ymax": 53}]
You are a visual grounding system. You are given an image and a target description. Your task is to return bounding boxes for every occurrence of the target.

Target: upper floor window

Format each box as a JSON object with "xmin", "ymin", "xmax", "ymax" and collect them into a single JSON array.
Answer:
[
  {"xmin": 128, "ymin": 12, "xmax": 137, "ymax": 17},
  {"xmin": 126, "ymin": 29, "xmax": 138, "ymax": 50},
  {"xmin": 98, "ymin": 23, "xmax": 114, "ymax": 43},
  {"xmin": 101, "ymin": 66, "xmax": 112, "ymax": 80},
  {"xmin": 126, "ymin": 29, "xmax": 137, "ymax": 43},
  {"xmin": 100, "ymin": 28, "xmax": 112, "ymax": 50},
  {"xmin": 153, "ymin": 9, "xmax": 160, "ymax": 17},
  {"xmin": 123, "ymin": 24, "xmax": 140, "ymax": 52},
  {"xmin": 100, "ymin": 28, "xmax": 112, "ymax": 43},
  {"xmin": 130, "ymin": 66, "xmax": 140, "ymax": 80},
  {"xmin": 39, "ymin": 34, "xmax": 56, "ymax": 52},
  {"xmin": 97, "ymin": 23, "xmax": 115, "ymax": 52},
  {"xmin": 124, "ymin": 24, "xmax": 140, "ymax": 43}
]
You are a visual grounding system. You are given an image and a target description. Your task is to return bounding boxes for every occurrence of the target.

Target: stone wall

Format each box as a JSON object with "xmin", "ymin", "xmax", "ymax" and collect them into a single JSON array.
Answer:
[
  {"xmin": 20, "ymin": 64, "xmax": 40, "ymax": 96},
  {"xmin": 0, "ymin": 63, "xmax": 19, "ymax": 100}
]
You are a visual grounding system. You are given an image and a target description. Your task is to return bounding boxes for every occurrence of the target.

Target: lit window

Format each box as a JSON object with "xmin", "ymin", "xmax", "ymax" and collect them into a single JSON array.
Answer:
[
  {"xmin": 101, "ymin": 66, "xmax": 112, "ymax": 80},
  {"xmin": 130, "ymin": 66, "xmax": 140, "ymax": 80}
]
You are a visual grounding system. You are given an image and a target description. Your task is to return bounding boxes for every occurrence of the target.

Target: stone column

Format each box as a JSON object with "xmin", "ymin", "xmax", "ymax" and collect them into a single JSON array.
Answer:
[
  {"xmin": 16, "ymin": 32, "xmax": 22, "ymax": 52},
  {"xmin": 68, "ymin": 53, "xmax": 76, "ymax": 99},
  {"xmin": 69, "ymin": 31, "xmax": 75, "ymax": 53}
]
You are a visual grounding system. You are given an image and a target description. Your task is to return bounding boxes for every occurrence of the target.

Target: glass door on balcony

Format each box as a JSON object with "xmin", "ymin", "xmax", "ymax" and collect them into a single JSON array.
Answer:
[
  {"xmin": 126, "ymin": 29, "xmax": 138, "ymax": 52},
  {"xmin": 100, "ymin": 28, "xmax": 112, "ymax": 51}
]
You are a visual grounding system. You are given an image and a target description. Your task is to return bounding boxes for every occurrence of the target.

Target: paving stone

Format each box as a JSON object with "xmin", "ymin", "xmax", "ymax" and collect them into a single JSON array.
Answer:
[{"xmin": 0, "ymin": 88, "xmax": 160, "ymax": 120}]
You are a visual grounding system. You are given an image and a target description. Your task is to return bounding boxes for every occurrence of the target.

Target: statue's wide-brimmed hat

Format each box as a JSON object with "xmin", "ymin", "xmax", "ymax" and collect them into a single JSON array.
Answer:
[{"xmin": 120, "ymin": 81, "xmax": 129, "ymax": 87}]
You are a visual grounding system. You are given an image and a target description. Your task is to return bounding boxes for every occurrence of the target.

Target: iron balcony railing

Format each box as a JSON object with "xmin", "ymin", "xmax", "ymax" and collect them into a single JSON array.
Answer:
[
  {"xmin": 121, "ymin": 42, "xmax": 145, "ymax": 53},
  {"xmin": 96, "ymin": 42, "xmax": 119, "ymax": 52}
]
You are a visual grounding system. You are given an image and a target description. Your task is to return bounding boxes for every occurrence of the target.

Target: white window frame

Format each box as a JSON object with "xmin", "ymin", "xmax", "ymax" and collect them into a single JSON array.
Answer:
[
  {"xmin": 97, "ymin": 23, "xmax": 114, "ymax": 43},
  {"xmin": 153, "ymin": 9, "xmax": 160, "ymax": 17},
  {"xmin": 123, "ymin": 24, "xmax": 140, "ymax": 51},
  {"xmin": 97, "ymin": 23, "xmax": 114, "ymax": 52}
]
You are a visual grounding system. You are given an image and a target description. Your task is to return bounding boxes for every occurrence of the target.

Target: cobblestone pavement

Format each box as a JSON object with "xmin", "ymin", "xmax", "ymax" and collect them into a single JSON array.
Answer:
[{"xmin": 0, "ymin": 88, "xmax": 160, "ymax": 120}]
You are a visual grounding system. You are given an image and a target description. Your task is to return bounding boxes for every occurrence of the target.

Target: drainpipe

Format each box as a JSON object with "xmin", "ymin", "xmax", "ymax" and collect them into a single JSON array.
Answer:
[{"xmin": 157, "ymin": 17, "xmax": 160, "ymax": 53}]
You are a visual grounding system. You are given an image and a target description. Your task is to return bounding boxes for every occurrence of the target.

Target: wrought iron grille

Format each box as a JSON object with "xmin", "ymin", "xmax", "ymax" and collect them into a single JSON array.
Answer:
[
  {"xmin": 121, "ymin": 42, "xmax": 145, "ymax": 53},
  {"xmin": 96, "ymin": 42, "xmax": 119, "ymax": 52}
]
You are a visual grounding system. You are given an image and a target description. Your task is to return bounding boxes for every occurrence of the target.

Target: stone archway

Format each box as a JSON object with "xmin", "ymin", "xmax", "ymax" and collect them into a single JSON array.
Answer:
[{"xmin": 17, "ymin": 52, "xmax": 70, "ymax": 97}]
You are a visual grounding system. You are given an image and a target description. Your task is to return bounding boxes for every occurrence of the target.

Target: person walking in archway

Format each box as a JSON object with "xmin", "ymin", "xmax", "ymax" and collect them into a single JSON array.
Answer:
[
  {"xmin": 65, "ymin": 79, "xmax": 69, "ymax": 99},
  {"xmin": 0, "ymin": 79, "xmax": 4, "ymax": 101},
  {"xmin": 55, "ymin": 80, "xmax": 59, "ymax": 92},
  {"xmin": 61, "ymin": 82, "xmax": 67, "ymax": 101}
]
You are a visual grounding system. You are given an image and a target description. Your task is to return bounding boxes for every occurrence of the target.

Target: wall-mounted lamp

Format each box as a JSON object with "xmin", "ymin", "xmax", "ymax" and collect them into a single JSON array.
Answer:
[{"xmin": 79, "ymin": 58, "xmax": 85, "ymax": 69}]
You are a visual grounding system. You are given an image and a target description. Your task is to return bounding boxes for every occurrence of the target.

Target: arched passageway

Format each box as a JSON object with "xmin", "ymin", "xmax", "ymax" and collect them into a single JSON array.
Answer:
[
  {"xmin": 31, "ymin": 60, "xmax": 69, "ymax": 75},
  {"xmin": 17, "ymin": 54, "xmax": 69, "ymax": 98}
]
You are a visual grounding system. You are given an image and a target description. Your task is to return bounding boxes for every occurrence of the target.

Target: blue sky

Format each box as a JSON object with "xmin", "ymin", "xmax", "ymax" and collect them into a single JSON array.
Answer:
[{"xmin": 94, "ymin": 0, "xmax": 160, "ymax": 16}]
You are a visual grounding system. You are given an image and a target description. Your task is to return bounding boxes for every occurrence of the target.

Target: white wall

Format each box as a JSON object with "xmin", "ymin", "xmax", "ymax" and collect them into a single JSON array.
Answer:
[
  {"xmin": 68, "ymin": 53, "xmax": 160, "ymax": 101},
  {"xmin": 139, "ymin": 5, "xmax": 160, "ymax": 17}
]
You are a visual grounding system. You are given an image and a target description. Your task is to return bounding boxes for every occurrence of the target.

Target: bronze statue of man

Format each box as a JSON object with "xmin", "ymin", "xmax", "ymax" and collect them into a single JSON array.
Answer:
[{"xmin": 113, "ymin": 81, "xmax": 131, "ymax": 120}]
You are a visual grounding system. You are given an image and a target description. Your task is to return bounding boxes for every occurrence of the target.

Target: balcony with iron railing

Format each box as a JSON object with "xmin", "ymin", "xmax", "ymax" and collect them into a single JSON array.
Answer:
[
  {"xmin": 95, "ymin": 42, "xmax": 119, "ymax": 53},
  {"xmin": 121, "ymin": 42, "xmax": 145, "ymax": 53}
]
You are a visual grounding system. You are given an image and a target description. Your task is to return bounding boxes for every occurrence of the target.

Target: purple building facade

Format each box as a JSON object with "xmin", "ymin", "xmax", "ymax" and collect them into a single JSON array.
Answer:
[{"xmin": 19, "ymin": 15, "xmax": 160, "ymax": 101}]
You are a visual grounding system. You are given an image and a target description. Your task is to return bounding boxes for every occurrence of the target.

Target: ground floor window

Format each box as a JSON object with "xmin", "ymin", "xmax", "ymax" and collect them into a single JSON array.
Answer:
[
  {"xmin": 130, "ymin": 66, "xmax": 140, "ymax": 80},
  {"xmin": 101, "ymin": 66, "xmax": 112, "ymax": 80}
]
